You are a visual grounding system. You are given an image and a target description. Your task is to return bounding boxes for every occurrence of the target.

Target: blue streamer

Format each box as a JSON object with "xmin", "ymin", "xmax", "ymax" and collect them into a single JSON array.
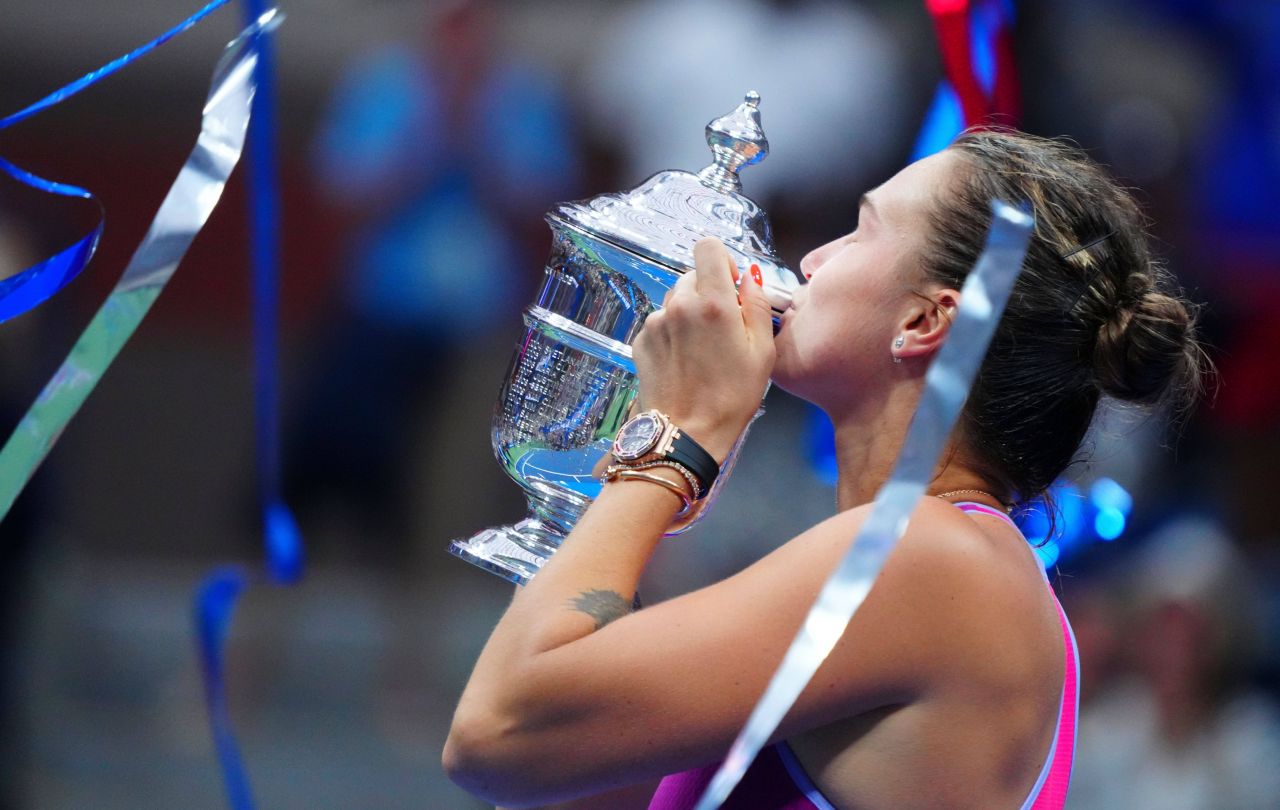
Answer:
[
  {"xmin": 1, "ymin": 12, "xmax": 269, "ymax": 801},
  {"xmin": 193, "ymin": 2, "xmax": 303, "ymax": 807},
  {"xmin": 0, "ymin": 0, "xmax": 235, "ymax": 325},
  {"xmin": 196, "ymin": 566, "xmax": 255, "ymax": 810},
  {"xmin": 0, "ymin": 157, "xmax": 101, "ymax": 321},
  {"xmin": 0, "ymin": 0, "xmax": 234, "ymax": 130},
  {"xmin": 241, "ymin": 0, "xmax": 302, "ymax": 584}
]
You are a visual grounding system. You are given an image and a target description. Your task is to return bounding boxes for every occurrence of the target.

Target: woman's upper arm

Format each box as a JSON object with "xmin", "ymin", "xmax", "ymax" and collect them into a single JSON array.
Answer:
[{"xmin": 467, "ymin": 501, "xmax": 984, "ymax": 802}]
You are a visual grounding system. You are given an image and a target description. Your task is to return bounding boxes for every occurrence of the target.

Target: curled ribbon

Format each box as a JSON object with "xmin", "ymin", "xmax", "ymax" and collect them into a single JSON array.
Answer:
[
  {"xmin": 694, "ymin": 200, "xmax": 1034, "ymax": 809},
  {"xmin": 0, "ymin": 0, "xmax": 235, "ymax": 324},
  {"xmin": 0, "ymin": 10, "xmax": 275, "ymax": 520},
  {"xmin": 0, "ymin": 160, "xmax": 101, "ymax": 323}
]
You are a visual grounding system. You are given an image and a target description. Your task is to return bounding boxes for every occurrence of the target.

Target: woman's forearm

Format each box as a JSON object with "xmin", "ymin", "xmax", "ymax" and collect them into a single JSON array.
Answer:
[
  {"xmin": 445, "ymin": 473, "xmax": 683, "ymax": 800},
  {"xmin": 464, "ymin": 476, "xmax": 679, "ymax": 679}
]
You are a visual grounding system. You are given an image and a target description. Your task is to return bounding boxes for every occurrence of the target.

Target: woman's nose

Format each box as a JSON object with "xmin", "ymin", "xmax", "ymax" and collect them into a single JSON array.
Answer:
[{"xmin": 800, "ymin": 244, "xmax": 831, "ymax": 280}]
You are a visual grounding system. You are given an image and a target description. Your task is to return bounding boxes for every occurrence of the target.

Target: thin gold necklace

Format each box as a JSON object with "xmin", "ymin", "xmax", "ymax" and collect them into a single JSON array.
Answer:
[{"xmin": 934, "ymin": 489, "xmax": 1013, "ymax": 513}]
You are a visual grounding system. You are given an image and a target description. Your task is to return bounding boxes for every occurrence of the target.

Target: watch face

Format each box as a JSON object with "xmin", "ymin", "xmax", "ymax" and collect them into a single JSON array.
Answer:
[{"xmin": 613, "ymin": 413, "xmax": 663, "ymax": 460}]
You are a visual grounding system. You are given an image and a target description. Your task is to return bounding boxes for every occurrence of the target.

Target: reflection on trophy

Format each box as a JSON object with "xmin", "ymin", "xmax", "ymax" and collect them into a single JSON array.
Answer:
[{"xmin": 449, "ymin": 92, "xmax": 802, "ymax": 584}]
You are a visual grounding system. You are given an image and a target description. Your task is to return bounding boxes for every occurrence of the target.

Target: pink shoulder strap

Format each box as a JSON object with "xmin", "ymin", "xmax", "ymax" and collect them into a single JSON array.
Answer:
[{"xmin": 953, "ymin": 503, "xmax": 1079, "ymax": 809}]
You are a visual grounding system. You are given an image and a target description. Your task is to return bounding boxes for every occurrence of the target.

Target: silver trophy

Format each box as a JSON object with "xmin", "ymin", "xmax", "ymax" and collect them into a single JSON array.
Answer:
[{"xmin": 449, "ymin": 92, "xmax": 801, "ymax": 584}]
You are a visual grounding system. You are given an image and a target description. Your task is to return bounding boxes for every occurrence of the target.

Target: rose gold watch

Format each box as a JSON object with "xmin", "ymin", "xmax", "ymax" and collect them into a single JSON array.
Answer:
[{"xmin": 610, "ymin": 410, "xmax": 719, "ymax": 498}]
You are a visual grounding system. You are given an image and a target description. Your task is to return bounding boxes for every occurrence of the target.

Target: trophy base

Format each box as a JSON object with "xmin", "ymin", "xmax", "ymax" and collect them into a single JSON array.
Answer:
[{"xmin": 448, "ymin": 518, "xmax": 565, "ymax": 585}]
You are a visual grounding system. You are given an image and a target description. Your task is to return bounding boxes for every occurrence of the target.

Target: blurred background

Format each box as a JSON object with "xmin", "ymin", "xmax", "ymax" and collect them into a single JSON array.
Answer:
[{"xmin": 0, "ymin": 0, "xmax": 1277, "ymax": 807}]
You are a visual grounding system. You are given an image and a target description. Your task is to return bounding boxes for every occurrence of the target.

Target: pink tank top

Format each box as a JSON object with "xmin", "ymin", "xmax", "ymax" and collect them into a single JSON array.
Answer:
[{"xmin": 647, "ymin": 502, "xmax": 1080, "ymax": 810}]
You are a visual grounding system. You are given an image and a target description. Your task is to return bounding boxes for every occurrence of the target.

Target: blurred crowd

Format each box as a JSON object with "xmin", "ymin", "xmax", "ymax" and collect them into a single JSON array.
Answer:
[{"xmin": 0, "ymin": 0, "xmax": 1277, "ymax": 807}]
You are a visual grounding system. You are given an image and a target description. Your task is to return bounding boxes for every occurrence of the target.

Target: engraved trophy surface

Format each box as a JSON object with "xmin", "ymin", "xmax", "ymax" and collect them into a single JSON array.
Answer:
[{"xmin": 449, "ymin": 92, "xmax": 801, "ymax": 584}]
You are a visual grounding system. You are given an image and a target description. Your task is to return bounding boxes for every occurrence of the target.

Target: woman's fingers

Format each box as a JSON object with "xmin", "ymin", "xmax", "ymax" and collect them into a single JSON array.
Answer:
[
  {"xmin": 738, "ymin": 263, "xmax": 775, "ymax": 346},
  {"xmin": 672, "ymin": 268, "xmax": 697, "ymax": 299},
  {"xmin": 657, "ymin": 239, "xmax": 773, "ymax": 357},
  {"xmin": 692, "ymin": 237, "xmax": 737, "ymax": 298},
  {"xmin": 663, "ymin": 240, "xmax": 774, "ymax": 350}
]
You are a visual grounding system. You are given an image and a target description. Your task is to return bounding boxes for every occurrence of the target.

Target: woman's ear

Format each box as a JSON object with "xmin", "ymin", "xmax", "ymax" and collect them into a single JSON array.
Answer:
[{"xmin": 893, "ymin": 289, "xmax": 960, "ymax": 361}]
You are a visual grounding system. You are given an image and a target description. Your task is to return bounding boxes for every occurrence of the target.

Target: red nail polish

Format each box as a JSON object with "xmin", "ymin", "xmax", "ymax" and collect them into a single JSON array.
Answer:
[{"xmin": 750, "ymin": 263, "xmax": 763, "ymax": 287}]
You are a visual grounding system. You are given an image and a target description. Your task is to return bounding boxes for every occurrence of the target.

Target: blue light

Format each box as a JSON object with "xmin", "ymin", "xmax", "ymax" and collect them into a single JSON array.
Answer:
[
  {"xmin": 1015, "ymin": 476, "xmax": 1132, "ymax": 564},
  {"xmin": 1014, "ymin": 501, "xmax": 1051, "ymax": 545},
  {"xmin": 1090, "ymin": 477, "xmax": 1133, "ymax": 516},
  {"xmin": 1033, "ymin": 540, "xmax": 1060, "ymax": 569},
  {"xmin": 1094, "ymin": 507, "xmax": 1126, "ymax": 541},
  {"xmin": 1055, "ymin": 481, "xmax": 1086, "ymax": 549}
]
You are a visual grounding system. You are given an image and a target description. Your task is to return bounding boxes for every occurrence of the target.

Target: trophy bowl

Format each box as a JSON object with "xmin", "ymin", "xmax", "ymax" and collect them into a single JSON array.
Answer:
[{"xmin": 449, "ymin": 92, "xmax": 801, "ymax": 584}]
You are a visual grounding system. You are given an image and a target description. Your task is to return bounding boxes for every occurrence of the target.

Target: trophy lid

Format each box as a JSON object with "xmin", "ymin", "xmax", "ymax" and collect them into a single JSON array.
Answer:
[{"xmin": 550, "ymin": 91, "xmax": 799, "ymax": 311}]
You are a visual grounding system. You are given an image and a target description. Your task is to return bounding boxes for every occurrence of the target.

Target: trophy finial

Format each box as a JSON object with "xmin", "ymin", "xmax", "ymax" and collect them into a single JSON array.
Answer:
[{"xmin": 697, "ymin": 91, "xmax": 770, "ymax": 194}]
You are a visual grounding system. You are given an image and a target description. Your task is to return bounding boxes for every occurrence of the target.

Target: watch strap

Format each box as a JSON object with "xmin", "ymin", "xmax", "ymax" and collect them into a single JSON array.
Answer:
[{"xmin": 666, "ymin": 429, "xmax": 719, "ymax": 499}]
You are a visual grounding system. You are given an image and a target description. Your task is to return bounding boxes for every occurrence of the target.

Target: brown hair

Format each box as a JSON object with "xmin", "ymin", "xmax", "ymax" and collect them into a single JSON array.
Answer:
[{"xmin": 923, "ymin": 130, "xmax": 1206, "ymax": 502}]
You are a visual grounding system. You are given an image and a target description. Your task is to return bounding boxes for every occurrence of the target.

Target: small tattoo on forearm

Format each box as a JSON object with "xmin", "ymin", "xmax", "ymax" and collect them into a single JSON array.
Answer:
[{"xmin": 568, "ymin": 589, "xmax": 633, "ymax": 630}]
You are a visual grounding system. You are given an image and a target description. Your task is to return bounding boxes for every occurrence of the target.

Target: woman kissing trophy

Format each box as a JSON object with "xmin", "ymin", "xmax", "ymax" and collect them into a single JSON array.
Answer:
[{"xmin": 449, "ymin": 92, "xmax": 802, "ymax": 584}]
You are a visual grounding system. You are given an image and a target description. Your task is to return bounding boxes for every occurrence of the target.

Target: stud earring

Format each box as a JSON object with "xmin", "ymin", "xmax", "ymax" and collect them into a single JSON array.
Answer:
[{"xmin": 892, "ymin": 335, "xmax": 904, "ymax": 363}]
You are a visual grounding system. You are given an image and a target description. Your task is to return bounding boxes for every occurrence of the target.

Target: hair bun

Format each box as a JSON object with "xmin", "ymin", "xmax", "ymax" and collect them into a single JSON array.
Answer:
[{"xmin": 1093, "ymin": 287, "xmax": 1197, "ymax": 404}]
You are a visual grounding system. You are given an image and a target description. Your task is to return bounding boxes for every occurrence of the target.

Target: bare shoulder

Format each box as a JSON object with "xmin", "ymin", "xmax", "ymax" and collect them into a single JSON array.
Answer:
[
  {"xmin": 771, "ymin": 496, "xmax": 1036, "ymax": 603},
  {"xmin": 757, "ymin": 497, "xmax": 1056, "ymax": 711}
]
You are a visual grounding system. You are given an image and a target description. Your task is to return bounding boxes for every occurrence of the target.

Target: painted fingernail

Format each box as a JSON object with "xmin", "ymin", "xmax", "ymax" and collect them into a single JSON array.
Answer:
[{"xmin": 750, "ymin": 263, "xmax": 763, "ymax": 287}]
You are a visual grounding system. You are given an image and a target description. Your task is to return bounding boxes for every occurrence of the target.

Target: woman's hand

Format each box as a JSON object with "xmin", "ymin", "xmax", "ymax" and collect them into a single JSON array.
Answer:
[{"xmin": 632, "ymin": 238, "xmax": 775, "ymax": 462}]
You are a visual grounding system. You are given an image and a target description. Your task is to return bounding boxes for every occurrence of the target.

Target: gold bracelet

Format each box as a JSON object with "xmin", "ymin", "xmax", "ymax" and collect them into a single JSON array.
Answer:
[
  {"xmin": 602, "ymin": 462, "xmax": 699, "ymax": 502},
  {"xmin": 604, "ymin": 468, "xmax": 692, "ymax": 516},
  {"xmin": 617, "ymin": 459, "xmax": 703, "ymax": 500}
]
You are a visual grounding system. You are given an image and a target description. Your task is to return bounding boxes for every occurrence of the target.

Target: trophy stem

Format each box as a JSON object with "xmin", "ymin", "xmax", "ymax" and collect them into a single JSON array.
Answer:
[{"xmin": 448, "ymin": 489, "xmax": 586, "ymax": 585}]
